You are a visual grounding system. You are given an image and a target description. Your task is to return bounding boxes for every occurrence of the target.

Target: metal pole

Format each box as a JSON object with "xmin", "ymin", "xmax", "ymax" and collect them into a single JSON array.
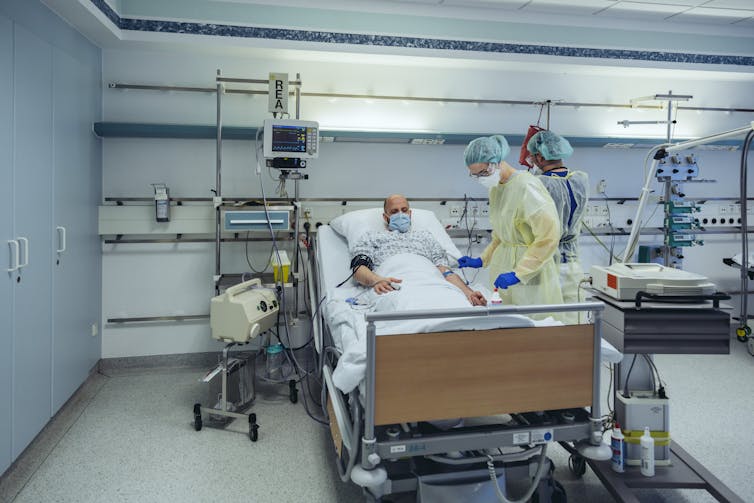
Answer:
[
  {"xmin": 295, "ymin": 72, "xmax": 301, "ymax": 120},
  {"xmin": 365, "ymin": 320, "xmax": 377, "ymax": 441},
  {"xmin": 590, "ymin": 310, "xmax": 604, "ymax": 445},
  {"xmin": 546, "ymin": 100, "xmax": 551, "ymax": 129},
  {"xmin": 662, "ymin": 92, "xmax": 674, "ymax": 267},
  {"xmin": 215, "ymin": 69, "xmax": 223, "ymax": 294},
  {"xmin": 591, "ymin": 310, "xmax": 603, "ymax": 421},
  {"xmin": 292, "ymin": 73, "xmax": 301, "ymax": 317}
]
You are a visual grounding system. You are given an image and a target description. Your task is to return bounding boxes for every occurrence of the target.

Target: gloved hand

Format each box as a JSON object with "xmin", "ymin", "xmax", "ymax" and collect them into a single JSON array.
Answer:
[
  {"xmin": 457, "ymin": 256, "xmax": 483, "ymax": 268},
  {"xmin": 494, "ymin": 272, "xmax": 520, "ymax": 289}
]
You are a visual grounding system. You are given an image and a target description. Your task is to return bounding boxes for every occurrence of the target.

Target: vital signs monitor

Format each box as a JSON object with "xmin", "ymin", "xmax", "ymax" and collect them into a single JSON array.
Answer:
[{"xmin": 263, "ymin": 119, "xmax": 319, "ymax": 160}]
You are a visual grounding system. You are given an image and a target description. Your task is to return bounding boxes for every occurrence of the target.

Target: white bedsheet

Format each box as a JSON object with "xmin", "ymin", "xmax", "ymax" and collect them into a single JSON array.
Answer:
[{"xmin": 327, "ymin": 253, "xmax": 559, "ymax": 393}]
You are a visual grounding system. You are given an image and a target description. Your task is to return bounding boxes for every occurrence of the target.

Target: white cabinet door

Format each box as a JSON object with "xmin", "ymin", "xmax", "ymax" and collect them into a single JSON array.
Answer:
[
  {"xmin": 51, "ymin": 49, "xmax": 101, "ymax": 414},
  {"xmin": 12, "ymin": 24, "xmax": 53, "ymax": 459},
  {"xmin": 0, "ymin": 13, "xmax": 14, "ymax": 476}
]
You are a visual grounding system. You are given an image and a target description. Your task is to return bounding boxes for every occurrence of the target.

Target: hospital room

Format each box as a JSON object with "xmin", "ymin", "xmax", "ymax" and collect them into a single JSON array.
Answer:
[{"xmin": 2, "ymin": 0, "xmax": 754, "ymax": 502}]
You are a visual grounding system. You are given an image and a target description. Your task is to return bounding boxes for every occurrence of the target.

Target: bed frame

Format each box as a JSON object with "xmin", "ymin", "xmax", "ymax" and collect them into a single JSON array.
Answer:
[
  {"xmin": 320, "ymin": 302, "xmax": 606, "ymax": 502},
  {"xmin": 307, "ymin": 226, "xmax": 607, "ymax": 502}
]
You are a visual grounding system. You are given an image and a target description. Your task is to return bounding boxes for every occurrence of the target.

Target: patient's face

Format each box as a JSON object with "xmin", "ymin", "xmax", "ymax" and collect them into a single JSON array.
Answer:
[{"xmin": 383, "ymin": 196, "xmax": 411, "ymax": 225}]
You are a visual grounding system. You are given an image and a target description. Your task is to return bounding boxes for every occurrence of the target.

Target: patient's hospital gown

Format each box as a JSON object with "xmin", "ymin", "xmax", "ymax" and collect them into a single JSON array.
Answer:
[
  {"xmin": 350, "ymin": 229, "xmax": 449, "ymax": 268},
  {"xmin": 481, "ymin": 171, "xmax": 564, "ymax": 321}
]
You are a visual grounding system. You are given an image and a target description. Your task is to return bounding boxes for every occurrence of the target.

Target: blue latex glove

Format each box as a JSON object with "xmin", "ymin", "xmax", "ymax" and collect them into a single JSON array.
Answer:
[
  {"xmin": 494, "ymin": 272, "xmax": 520, "ymax": 289},
  {"xmin": 457, "ymin": 256, "xmax": 483, "ymax": 268}
]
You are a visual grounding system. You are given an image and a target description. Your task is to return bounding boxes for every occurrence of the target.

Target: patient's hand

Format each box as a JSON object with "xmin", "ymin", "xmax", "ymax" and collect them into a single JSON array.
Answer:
[
  {"xmin": 374, "ymin": 277, "xmax": 402, "ymax": 294},
  {"xmin": 467, "ymin": 290, "xmax": 487, "ymax": 306}
]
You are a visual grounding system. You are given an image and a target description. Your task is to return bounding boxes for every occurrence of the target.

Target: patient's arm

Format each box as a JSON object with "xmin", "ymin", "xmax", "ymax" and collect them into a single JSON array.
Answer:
[
  {"xmin": 353, "ymin": 265, "xmax": 402, "ymax": 294},
  {"xmin": 438, "ymin": 267, "xmax": 487, "ymax": 306}
]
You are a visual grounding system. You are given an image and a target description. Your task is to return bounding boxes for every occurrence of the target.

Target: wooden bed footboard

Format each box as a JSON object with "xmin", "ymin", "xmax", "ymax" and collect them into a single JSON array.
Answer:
[{"xmin": 374, "ymin": 325, "xmax": 594, "ymax": 426}]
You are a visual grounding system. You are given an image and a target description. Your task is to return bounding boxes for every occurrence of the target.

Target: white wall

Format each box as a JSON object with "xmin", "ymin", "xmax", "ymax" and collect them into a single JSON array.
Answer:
[{"xmin": 100, "ymin": 47, "xmax": 754, "ymax": 358}]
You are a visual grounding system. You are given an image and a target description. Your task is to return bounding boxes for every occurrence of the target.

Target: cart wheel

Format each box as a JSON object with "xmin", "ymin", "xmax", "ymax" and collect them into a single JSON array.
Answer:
[
  {"xmin": 249, "ymin": 413, "xmax": 259, "ymax": 442},
  {"xmin": 568, "ymin": 454, "xmax": 587, "ymax": 477},
  {"xmin": 736, "ymin": 326, "xmax": 749, "ymax": 342},
  {"xmin": 193, "ymin": 403, "xmax": 203, "ymax": 431},
  {"xmin": 289, "ymin": 380, "xmax": 298, "ymax": 404}
]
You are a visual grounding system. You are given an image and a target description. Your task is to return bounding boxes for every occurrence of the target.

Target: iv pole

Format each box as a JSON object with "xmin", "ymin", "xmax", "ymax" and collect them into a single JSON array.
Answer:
[{"xmin": 620, "ymin": 122, "xmax": 754, "ymax": 264}]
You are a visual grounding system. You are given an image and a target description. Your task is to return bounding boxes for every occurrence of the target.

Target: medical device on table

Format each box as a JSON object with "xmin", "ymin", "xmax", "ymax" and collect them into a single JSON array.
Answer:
[
  {"xmin": 193, "ymin": 279, "xmax": 280, "ymax": 441},
  {"xmin": 210, "ymin": 278, "xmax": 279, "ymax": 343},
  {"xmin": 591, "ymin": 263, "xmax": 716, "ymax": 301}
]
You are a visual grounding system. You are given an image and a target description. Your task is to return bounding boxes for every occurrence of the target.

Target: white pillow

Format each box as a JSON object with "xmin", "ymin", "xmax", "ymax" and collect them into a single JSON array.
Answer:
[{"xmin": 329, "ymin": 207, "xmax": 462, "ymax": 261}]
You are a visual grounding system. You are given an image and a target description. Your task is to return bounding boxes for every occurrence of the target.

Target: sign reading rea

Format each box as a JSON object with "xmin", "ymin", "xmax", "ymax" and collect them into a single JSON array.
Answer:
[{"xmin": 268, "ymin": 73, "xmax": 289, "ymax": 114}]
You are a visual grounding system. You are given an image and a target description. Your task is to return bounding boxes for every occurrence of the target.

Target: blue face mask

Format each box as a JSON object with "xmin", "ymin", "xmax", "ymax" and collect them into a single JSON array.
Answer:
[{"xmin": 387, "ymin": 212, "xmax": 411, "ymax": 233}]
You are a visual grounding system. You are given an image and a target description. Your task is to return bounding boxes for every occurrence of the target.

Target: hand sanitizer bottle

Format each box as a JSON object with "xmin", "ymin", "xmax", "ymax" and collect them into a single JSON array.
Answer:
[{"xmin": 640, "ymin": 427, "xmax": 655, "ymax": 477}]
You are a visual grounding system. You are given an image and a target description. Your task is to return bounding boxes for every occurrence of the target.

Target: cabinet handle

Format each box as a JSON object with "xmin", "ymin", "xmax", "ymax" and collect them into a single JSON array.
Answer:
[
  {"xmin": 6, "ymin": 240, "xmax": 19, "ymax": 272},
  {"xmin": 17, "ymin": 237, "xmax": 29, "ymax": 268},
  {"xmin": 56, "ymin": 226, "xmax": 67, "ymax": 253}
]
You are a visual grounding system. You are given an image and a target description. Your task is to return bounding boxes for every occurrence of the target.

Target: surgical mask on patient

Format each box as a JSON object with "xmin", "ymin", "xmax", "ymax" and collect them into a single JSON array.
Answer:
[
  {"xmin": 476, "ymin": 165, "xmax": 500, "ymax": 189},
  {"xmin": 388, "ymin": 212, "xmax": 411, "ymax": 233}
]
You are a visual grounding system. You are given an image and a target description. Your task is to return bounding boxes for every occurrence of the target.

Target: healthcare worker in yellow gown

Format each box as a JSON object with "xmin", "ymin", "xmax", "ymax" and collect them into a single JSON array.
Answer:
[
  {"xmin": 458, "ymin": 135, "xmax": 565, "ymax": 321},
  {"xmin": 526, "ymin": 130, "xmax": 588, "ymax": 324}
]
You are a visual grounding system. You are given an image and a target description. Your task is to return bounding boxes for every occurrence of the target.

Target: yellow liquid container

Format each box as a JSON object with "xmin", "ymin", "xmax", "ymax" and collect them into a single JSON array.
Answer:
[{"xmin": 271, "ymin": 250, "xmax": 291, "ymax": 283}]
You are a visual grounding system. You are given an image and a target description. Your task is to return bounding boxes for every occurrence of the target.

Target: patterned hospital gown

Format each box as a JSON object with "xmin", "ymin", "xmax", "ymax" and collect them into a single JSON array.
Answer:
[{"xmin": 350, "ymin": 229, "xmax": 449, "ymax": 268}]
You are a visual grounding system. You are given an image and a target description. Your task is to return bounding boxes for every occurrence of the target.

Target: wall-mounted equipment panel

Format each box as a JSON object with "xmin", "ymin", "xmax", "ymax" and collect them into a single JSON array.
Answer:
[{"xmin": 223, "ymin": 207, "xmax": 293, "ymax": 232}]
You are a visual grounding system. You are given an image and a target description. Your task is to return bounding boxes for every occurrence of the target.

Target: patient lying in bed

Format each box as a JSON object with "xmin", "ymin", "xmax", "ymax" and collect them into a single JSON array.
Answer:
[
  {"xmin": 350, "ymin": 194, "xmax": 486, "ymax": 306},
  {"xmin": 321, "ymin": 201, "xmax": 622, "ymax": 394}
]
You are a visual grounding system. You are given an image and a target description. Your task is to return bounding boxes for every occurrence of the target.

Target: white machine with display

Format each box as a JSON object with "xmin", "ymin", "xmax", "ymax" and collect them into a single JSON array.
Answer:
[
  {"xmin": 262, "ymin": 118, "xmax": 319, "ymax": 160},
  {"xmin": 590, "ymin": 263, "xmax": 716, "ymax": 301},
  {"xmin": 210, "ymin": 278, "xmax": 279, "ymax": 343}
]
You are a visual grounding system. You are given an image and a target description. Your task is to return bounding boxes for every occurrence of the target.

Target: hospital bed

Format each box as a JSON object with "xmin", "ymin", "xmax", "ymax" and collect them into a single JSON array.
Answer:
[{"xmin": 310, "ymin": 222, "xmax": 618, "ymax": 503}]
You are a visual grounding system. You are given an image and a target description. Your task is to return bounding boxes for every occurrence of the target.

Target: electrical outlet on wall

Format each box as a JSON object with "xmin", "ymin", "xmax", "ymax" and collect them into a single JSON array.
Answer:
[
  {"xmin": 597, "ymin": 179, "xmax": 607, "ymax": 194},
  {"xmin": 91, "ymin": 323, "xmax": 98, "ymax": 337}
]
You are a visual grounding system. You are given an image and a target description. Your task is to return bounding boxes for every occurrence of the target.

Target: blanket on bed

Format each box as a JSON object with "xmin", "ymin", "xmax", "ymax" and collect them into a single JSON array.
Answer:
[{"xmin": 325, "ymin": 253, "xmax": 547, "ymax": 393}]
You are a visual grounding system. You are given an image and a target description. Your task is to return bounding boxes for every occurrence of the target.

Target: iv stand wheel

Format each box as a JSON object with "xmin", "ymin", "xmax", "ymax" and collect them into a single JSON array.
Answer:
[
  {"xmin": 193, "ymin": 403, "xmax": 203, "ymax": 432},
  {"xmin": 249, "ymin": 413, "xmax": 259, "ymax": 442},
  {"xmin": 568, "ymin": 453, "xmax": 587, "ymax": 478},
  {"xmin": 736, "ymin": 325, "xmax": 751, "ymax": 342},
  {"xmin": 289, "ymin": 380, "xmax": 298, "ymax": 404}
]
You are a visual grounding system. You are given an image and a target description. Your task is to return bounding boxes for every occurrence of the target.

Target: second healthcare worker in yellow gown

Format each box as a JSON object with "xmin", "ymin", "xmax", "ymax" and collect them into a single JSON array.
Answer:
[{"xmin": 458, "ymin": 135, "xmax": 564, "ymax": 320}]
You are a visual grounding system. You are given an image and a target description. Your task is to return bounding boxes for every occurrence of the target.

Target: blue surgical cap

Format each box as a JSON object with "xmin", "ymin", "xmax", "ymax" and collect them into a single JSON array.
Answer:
[
  {"xmin": 527, "ymin": 130, "xmax": 573, "ymax": 160},
  {"xmin": 464, "ymin": 135, "xmax": 510, "ymax": 166}
]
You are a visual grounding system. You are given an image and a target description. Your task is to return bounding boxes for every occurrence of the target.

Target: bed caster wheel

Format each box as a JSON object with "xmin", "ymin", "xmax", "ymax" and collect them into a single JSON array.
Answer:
[
  {"xmin": 289, "ymin": 380, "xmax": 298, "ymax": 404},
  {"xmin": 532, "ymin": 479, "xmax": 567, "ymax": 503},
  {"xmin": 193, "ymin": 403, "xmax": 202, "ymax": 431},
  {"xmin": 249, "ymin": 413, "xmax": 259, "ymax": 442},
  {"xmin": 568, "ymin": 454, "xmax": 587, "ymax": 478},
  {"xmin": 736, "ymin": 326, "xmax": 751, "ymax": 342}
]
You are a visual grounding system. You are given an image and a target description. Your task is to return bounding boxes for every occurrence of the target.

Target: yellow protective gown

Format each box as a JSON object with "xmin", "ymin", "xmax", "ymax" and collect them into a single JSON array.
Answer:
[{"xmin": 480, "ymin": 171, "xmax": 565, "ymax": 321}]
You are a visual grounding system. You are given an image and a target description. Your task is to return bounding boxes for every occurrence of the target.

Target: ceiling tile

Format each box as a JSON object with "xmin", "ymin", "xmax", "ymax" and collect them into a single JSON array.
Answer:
[
  {"xmin": 618, "ymin": 0, "xmax": 696, "ymax": 5},
  {"xmin": 441, "ymin": 0, "xmax": 529, "ymax": 8},
  {"xmin": 597, "ymin": 3, "xmax": 690, "ymax": 20},
  {"xmin": 669, "ymin": 6, "xmax": 754, "ymax": 23},
  {"xmin": 731, "ymin": 16, "xmax": 754, "ymax": 26},
  {"xmin": 523, "ymin": 0, "xmax": 617, "ymax": 16},
  {"xmin": 703, "ymin": 0, "xmax": 754, "ymax": 9}
]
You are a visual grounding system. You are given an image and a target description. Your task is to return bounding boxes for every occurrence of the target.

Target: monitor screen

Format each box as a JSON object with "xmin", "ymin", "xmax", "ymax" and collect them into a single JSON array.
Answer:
[{"xmin": 271, "ymin": 124, "xmax": 307, "ymax": 153}]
